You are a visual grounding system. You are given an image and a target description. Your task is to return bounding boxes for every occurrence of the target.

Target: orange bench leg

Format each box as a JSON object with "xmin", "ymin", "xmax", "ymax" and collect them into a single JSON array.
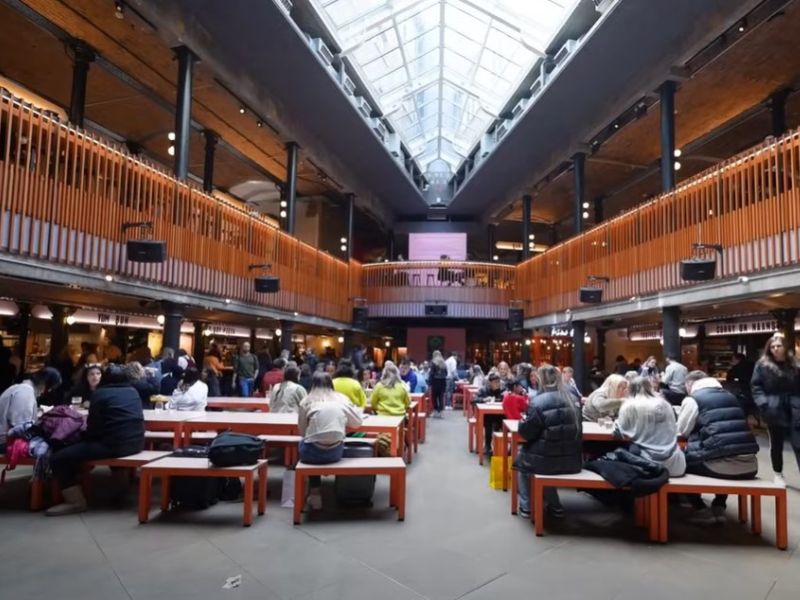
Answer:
[
  {"xmin": 533, "ymin": 476, "xmax": 544, "ymax": 536},
  {"xmin": 138, "ymin": 473, "xmax": 152, "ymax": 523},
  {"xmin": 738, "ymin": 495, "xmax": 748, "ymax": 523},
  {"xmin": 258, "ymin": 464, "xmax": 267, "ymax": 516},
  {"xmin": 243, "ymin": 473, "xmax": 254, "ymax": 527},
  {"xmin": 511, "ymin": 468, "xmax": 519, "ymax": 515},
  {"xmin": 658, "ymin": 490, "xmax": 668, "ymax": 543},
  {"xmin": 750, "ymin": 494, "xmax": 762, "ymax": 535},
  {"xmin": 293, "ymin": 471, "xmax": 306, "ymax": 524},
  {"xmin": 648, "ymin": 494, "xmax": 659, "ymax": 542},
  {"xmin": 160, "ymin": 476, "xmax": 171, "ymax": 512},
  {"xmin": 30, "ymin": 479, "xmax": 44, "ymax": 512},
  {"xmin": 775, "ymin": 492, "xmax": 788, "ymax": 550},
  {"xmin": 396, "ymin": 470, "xmax": 406, "ymax": 521}
]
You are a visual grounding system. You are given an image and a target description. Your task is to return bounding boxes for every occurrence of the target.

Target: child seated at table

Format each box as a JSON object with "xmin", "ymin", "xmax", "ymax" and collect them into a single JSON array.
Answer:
[
  {"xmin": 502, "ymin": 379, "xmax": 529, "ymax": 420},
  {"xmin": 298, "ymin": 372, "xmax": 363, "ymax": 511},
  {"xmin": 475, "ymin": 373, "xmax": 505, "ymax": 457},
  {"xmin": 168, "ymin": 368, "xmax": 208, "ymax": 411},
  {"xmin": 372, "ymin": 361, "xmax": 410, "ymax": 417}
]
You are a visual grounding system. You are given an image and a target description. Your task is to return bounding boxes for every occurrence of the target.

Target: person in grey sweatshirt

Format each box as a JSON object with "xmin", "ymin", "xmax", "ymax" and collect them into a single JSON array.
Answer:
[{"xmin": 0, "ymin": 368, "xmax": 62, "ymax": 447}]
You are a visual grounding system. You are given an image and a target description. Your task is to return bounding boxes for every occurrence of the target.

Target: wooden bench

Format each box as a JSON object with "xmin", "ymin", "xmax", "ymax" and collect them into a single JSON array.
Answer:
[
  {"xmin": 138, "ymin": 457, "xmax": 268, "ymax": 527},
  {"xmin": 530, "ymin": 470, "xmax": 658, "ymax": 540},
  {"xmin": 417, "ymin": 412, "xmax": 427, "ymax": 443},
  {"xmin": 656, "ymin": 474, "xmax": 788, "ymax": 549},
  {"xmin": 258, "ymin": 434, "xmax": 302, "ymax": 465},
  {"xmin": 81, "ymin": 450, "xmax": 172, "ymax": 498},
  {"xmin": 145, "ymin": 430, "xmax": 216, "ymax": 449},
  {"xmin": 468, "ymin": 417, "xmax": 477, "ymax": 453},
  {"xmin": 0, "ymin": 455, "xmax": 48, "ymax": 511},
  {"xmin": 293, "ymin": 457, "xmax": 406, "ymax": 524}
]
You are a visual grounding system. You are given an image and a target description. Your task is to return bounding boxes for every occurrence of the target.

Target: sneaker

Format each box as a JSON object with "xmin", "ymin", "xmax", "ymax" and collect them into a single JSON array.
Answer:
[
  {"xmin": 546, "ymin": 504, "xmax": 565, "ymax": 519},
  {"xmin": 484, "ymin": 448, "xmax": 493, "ymax": 458},
  {"xmin": 445, "ymin": 405, "xmax": 453, "ymax": 411},
  {"xmin": 519, "ymin": 508, "xmax": 531, "ymax": 519},
  {"xmin": 687, "ymin": 507, "xmax": 717, "ymax": 526},
  {"xmin": 306, "ymin": 492, "xmax": 322, "ymax": 511},
  {"xmin": 774, "ymin": 473, "xmax": 787, "ymax": 487},
  {"xmin": 711, "ymin": 505, "xmax": 726, "ymax": 525}
]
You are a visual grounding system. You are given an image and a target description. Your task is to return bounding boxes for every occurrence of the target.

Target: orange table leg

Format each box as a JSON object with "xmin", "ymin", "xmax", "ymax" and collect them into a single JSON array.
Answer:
[
  {"xmin": 658, "ymin": 490, "xmax": 669, "ymax": 543},
  {"xmin": 775, "ymin": 492, "xmax": 788, "ymax": 550},
  {"xmin": 160, "ymin": 476, "xmax": 171, "ymax": 512},
  {"xmin": 634, "ymin": 497, "xmax": 645, "ymax": 528},
  {"xmin": 396, "ymin": 470, "xmax": 406, "ymax": 521},
  {"xmin": 511, "ymin": 466, "xmax": 518, "ymax": 515},
  {"xmin": 293, "ymin": 470, "xmax": 305, "ymax": 524},
  {"xmin": 243, "ymin": 473, "xmax": 254, "ymax": 527},
  {"xmin": 737, "ymin": 495, "xmax": 748, "ymax": 523},
  {"xmin": 257, "ymin": 464, "xmax": 267, "ymax": 516},
  {"xmin": 750, "ymin": 494, "xmax": 762, "ymax": 535},
  {"xmin": 389, "ymin": 473, "xmax": 397, "ymax": 508},
  {"xmin": 648, "ymin": 494, "xmax": 659, "ymax": 542},
  {"xmin": 502, "ymin": 426, "xmax": 509, "ymax": 492},
  {"xmin": 30, "ymin": 479, "xmax": 44, "ymax": 512},
  {"xmin": 173, "ymin": 424, "xmax": 183, "ymax": 448},
  {"xmin": 533, "ymin": 476, "xmax": 544, "ymax": 535},
  {"xmin": 138, "ymin": 473, "xmax": 152, "ymax": 523},
  {"xmin": 478, "ymin": 411, "xmax": 485, "ymax": 465}
]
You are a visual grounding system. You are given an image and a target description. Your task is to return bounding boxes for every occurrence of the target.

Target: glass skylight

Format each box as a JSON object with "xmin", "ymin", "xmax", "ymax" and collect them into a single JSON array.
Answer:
[{"xmin": 309, "ymin": 0, "xmax": 578, "ymax": 174}]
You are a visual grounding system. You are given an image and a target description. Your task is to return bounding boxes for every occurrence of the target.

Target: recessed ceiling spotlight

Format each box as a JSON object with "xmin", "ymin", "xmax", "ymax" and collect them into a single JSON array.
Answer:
[
  {"xmin": 673, "ymin": 148, "xmax": 682, "ymax": 158},
  {"xmin": 340, "ymin": 244, "xmax": 347, "ymax": 251},
  {"xmin": 114, "ymin": 1, "xmax": 125, "ymax": 19},
  {"xmin": 168, "ymin": 132, "xmax": 176, "ymax": 141},
  {"xmin": 582, "ymin": 202, "xmax": 590, "ymax": 209},
  {"xmin": 613, "ymin": 121, "xmax": 620, "ymax": 129},
  {"xmin": 674, "ymin": 161, "xmax": 682, "ymax": 170},
  {"xmin": 492, "ymin": 255, "xmax": 499, "ymax": 261},
  {"xmin": 279, "ymin": 210, "xmax": 287, "ymax": 218},
  {"xmin": 167, "ymin": 145, "xmax": 175, "ymax": 156},
  {"xmin": 239, "ymin": 107, "xmax": 246, "ymax": 114},
  {"xmin": 738, "ymin": 18, "xmax": 747, "ymax": 32},
  {"xmin": 224, "ymin": 298, "xmax": 231, "ymax": 304},
  {"xmin": 582, "ymin": 211, "xmax": 590, "ymax": 219}
]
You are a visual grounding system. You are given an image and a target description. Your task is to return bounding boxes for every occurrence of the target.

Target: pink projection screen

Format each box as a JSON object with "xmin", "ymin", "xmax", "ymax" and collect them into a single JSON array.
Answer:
[{"xmin": 408, "ymin": 233, "xmax": 467, "ymax": 260}]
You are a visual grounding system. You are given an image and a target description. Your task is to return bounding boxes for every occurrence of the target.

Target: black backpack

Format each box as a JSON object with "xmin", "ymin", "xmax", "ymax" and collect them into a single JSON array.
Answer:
[
  {"xmin": 208, "ymin": 432, "xmax": 263, "ymax": 467},
  {"xmin": 169, "ymin": 445, "xmax": 242, "ymax": 509}
]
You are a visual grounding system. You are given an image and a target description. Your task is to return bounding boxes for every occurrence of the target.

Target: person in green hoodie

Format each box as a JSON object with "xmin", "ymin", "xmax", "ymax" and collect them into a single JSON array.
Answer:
[{"xmin": 371, "ymin": 361, "xmax": 410, "ymax": 417}]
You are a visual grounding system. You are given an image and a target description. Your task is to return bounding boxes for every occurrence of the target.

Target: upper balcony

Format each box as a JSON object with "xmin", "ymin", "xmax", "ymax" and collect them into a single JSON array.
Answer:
[{"xmin": 361, "ymin": 261, "xmax": 516, "ymax": 319}]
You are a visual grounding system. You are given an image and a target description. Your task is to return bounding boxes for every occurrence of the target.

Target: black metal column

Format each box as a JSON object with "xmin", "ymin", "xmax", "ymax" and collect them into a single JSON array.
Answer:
[
  {"xmin": 346, "ymin": 193, "xmax": 355, "ymax": 261},
  {"xmin": 521, "ymin": 332, "xmax": 531, "ymax": 363},
  {"xmin": 387, "ymin": 230, "xmax": 395, "ymax": 261},
  {"xmin": 202, "ymin": 131, "xmax": 217, "ymax": 193},
  {"xmin": 594, "ymin": 196, "xmax": 604, "ymax": 224},
  {"xmin": 660, "ymin": 80, "xmax": 677, "ymax": 192},
  {"xmin": 522, "ymin": 194, "xmax": 532, "ymax": 260},
  {"xmin": 662, "ymin": 306, "xmax": 681, "ymax": 361},
  {"xmin": 596, "ymin": 327, "xmax": 607, "ymax": 372},
  {"xmin": 16, "ymin": 302, "xmax": 31, "ymax": 377},
  {"xmin": 571, "ymin": 320, "xmax": 587, "ymax": 393},
  {"xmin": 573, "ymin": 153, "xmax": 586, "ymax": 235},
  {"xmin": 770, "ymin": 89, "xmax": 791, "ymax": 138},
  {"xmin": 343, "ymin": 330, "xmax": 354, "ymax": 359},
  {"xmin": 48, "ymin": 306, "xmax": 69, "ymax": 366},
  {"xmin": 285, "ymin": 142, "xmax": 299, "ymax": 234},
  {"xmin": 161, "ymin": 301, "xmax": 184, "ymax": 354},
  {"xmin": 771, "ymin": 309, "xmax": 798, "ymax": 355},
  {"xmin": 173, "ymin": 46, "xmax": 195, "ymax": 180},
  {"xmin": 488, "ymin": 224, "xmax": 496, "ymax": 260},
  {"xmin": 68, "ymin": 42, "xmax": 95, "ymax": 128},
  {"xmin": 193, "ymin": 321, "xmax": 206, "ymax": 367},
  {"xmin": 280, "ymin": 320, "xmax": 294, "ymax": 354}
]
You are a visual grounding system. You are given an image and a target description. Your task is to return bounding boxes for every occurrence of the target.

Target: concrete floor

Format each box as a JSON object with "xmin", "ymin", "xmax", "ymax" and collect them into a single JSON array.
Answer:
[{"xmin": 1, "ymin": 414, "xmax": 799, "ymax": 600}]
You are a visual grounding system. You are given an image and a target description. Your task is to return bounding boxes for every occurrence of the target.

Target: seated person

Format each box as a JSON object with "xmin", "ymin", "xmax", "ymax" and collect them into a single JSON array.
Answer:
[
  {"xmin": 562, "ymin": 367, "xmax": 582, "ymax": 401},
  {"xmin": 470, "ymin": 364, "xmax": 485, "ymax": 388},
  {"xmin": 515, "ymin": 364, "xmax": 582, "ymax": 519},
  {"xmin": 168, "ymin": 367, "xmax": 208, "ymax": 411},
  {"xmin": 261, "ymin": 358, "xmax": 285, "ymax": 393},
  {"xmin": 123, "ymin": 361, "xmax": 159, "ymax": 407},
  {"xmin": 502, "ymin": 379, "xmax": 529, "ymax": 420},
  {"xmin": 332, "ymin": 359, "xmax": 368, "ymax": 408},
  {"xmin": 614, "ymin": 376, "xmax": 686, "ymax": 477},
  {"xmin": 677, "ymin": 370, "xmax": 759, "ymax": 524},
  {"xmin": 298, "ymin": 373, "xmax": 363, "ymax": 511},
  {"xmin": 269, "ymin": 365, "xmax": 307, "ymax": 413},
  {"xmin": 371, "ymin": 361, "xmax": 410, "ymax": 417},
  {"xmin": 398, "ymin": 359, "xmax": 417, "ymax": 393},
  {"xmin": 583, "ymin": 374, "xmax": 628, "ymax": 422},
  {"xmin": 0, "ymin": 368, "xmax": 61, "ymax": 447},
  {"xmin": 64, "ymin": 363, "xmax": 103, "ymax": 408},
  {"xmin": 47, "ymin": 365, "xmax": 145, "ymax": 515},
  {"xmin": 475, "ymin": 373, "xmax": 505, "ymax": 457}
]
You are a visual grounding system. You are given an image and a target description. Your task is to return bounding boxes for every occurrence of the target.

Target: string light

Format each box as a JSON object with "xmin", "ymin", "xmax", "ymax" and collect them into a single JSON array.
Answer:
[{"xmin": 156, "ymin": 315, "xmax": 165, "ymax": 325}]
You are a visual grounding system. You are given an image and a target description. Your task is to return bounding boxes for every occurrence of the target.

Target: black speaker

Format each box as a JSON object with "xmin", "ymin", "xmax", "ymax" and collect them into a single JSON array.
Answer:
[
  {"xmin": 508, "ymin": 308, "xmax": 523, "ymax": 331},
  {"xmin": 254, "ymin": 276, "xmax": 280, "ymax": 293},
  {"xmin": 425, "ymin": 304, "xmax": 447, "ymax": 316},
  {"xmin": 126, "ymin": 239, "xmax": 166, "ymax": 263},
  {"xmin": 579, "ymin": 287, "xmax": 603, "ymax": 304},
  {"xmin": 680, "ymin": 258, "xmax": 716, "ymax": 281},
  {"xmin": 352, "ymin": 307, "xmax": 368, "ymax": 329}
]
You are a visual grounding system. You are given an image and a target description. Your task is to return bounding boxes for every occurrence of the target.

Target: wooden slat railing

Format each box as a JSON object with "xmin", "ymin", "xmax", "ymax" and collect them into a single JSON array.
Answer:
[
  {"xmin": 517, "ymin": 128, "xmax": 800, "ymax": 317},
  {"xmin": 0, "ymin": 94, "xmax": 352, "ymax": 323}
]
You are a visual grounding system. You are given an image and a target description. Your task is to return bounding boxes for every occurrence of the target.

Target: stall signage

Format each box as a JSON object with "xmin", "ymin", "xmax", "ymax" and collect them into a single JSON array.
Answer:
[{"xmin": 550, "ymin": 327, "xmax": 573, "ymax": 337}]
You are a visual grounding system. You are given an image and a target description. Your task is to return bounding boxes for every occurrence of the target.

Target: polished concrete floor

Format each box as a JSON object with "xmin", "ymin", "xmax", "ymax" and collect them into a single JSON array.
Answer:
[{"xmin": 1, "ymin": 413, "xmax": 799, "ymax": 600}]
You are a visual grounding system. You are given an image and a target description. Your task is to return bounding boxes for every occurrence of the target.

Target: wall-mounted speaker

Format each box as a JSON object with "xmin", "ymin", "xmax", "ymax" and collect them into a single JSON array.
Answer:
[
  {"xmin": 254, "ymin": 276, "xmax": 280, "ymax": 293},
  {"xmin": 352, "ymin": 307, "xmax": 368, "ymax": 329},
  {"xmin": 424, "ymin": 304, "xmax": 447, "ymax": 316},
  {"xmin": 508, "ymin": 308, "xmax": 523, "ymax": 331},
  {"xmin": 126, "ymin": 240, "xmax": 166, "ymax": 263},
  {"xmin": 579, "ymin": 287, "xmax": 603, "ymax": 304},
  {"xmin": 680, "ymin": 258, "xmax": 716, "ymax": 281}
]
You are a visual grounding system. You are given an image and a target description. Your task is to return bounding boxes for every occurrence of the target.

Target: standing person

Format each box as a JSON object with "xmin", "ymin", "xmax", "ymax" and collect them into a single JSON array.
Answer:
[
  {"xmin": 429, "ymin": 350, "xmax": 448, "ymax": 419},
  {"xmin": 46, "ymin": 365, "xmax": 145, "ymax": 516},
  {"xmin": 445, "ymin": 351, "xmax": 458, "ymax": 409},
  {"xmin": 515, "ymin": 365, "xmax": 582, "ymax": 519},
  {"xmin": 399, "ymin": 359, "xmax": 417, "ymax": 392},
  {"xmin": 332, "ymin": 359, "xmax": 368, "ymax": 408},
  {"xmin": 64, "ymin": 363, "xmax": 103, "ymax": 407},
  {"xmin": 677, "ymin": 370, "xmax": 759, "ymax": 523},
  {"xmin": 614, "ymin": 376, "xmax": 686, "ymax": 476},
  {"xmin": 589, "ymin": 356, "xmax": 605, "ymax": 391},
  {"xmin": 270, "ymin": 365, "xmax": 307, "ymax": 413},
  {"xmin": 297, "ymin": 373, "xmax": 363, "ymax": 511},
  {"xmin": 582, "ymin": 374, "xmax": 628, "ymax": 422},
  {"xmin": 203, "ymin": 344, "xmax": 224, "ymax": 397},
  {"xmin": 661, "ymin": 353, "xmax": 689, "ymax": 405},
  {"xmin": 0, "ymin": 368, "xmax": 61, "ymax": 447},
  {"xmin": 371, "ymin": 361, "xmax": 410, "ymax": 417},
  {"xmin": 169, "ymin": 368, "xmax": 208, "ymax": 411},
  {"xmin": 751, "ymin": 334, "xmax": 800, "ymax": 485},
  {"xmin": 233, "ymin": 342, "xmax": 259, "ymax": 398},
  {"xmin": 261, "ymin": 358, "xmax": 286, "ymax": 393},
  {"xmin": 726, "ymin": 352, "xmax": 756, "ymax": 417}
]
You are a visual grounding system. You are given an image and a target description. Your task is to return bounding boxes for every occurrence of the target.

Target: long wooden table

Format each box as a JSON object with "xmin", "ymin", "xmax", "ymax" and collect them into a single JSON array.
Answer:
[
  {"xmin": 206, "ymin": 397, "xmax": 271, "ymax": 412},
  {"xmin": 143, "ymin": 410, "xmax": 207, "ymax": 447}
]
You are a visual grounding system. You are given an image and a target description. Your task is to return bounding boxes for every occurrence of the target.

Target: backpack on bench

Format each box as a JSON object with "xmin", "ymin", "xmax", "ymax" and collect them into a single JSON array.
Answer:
[{"xmin": 169, "ymin": 445, "xmax": 241, "ymax": 509}]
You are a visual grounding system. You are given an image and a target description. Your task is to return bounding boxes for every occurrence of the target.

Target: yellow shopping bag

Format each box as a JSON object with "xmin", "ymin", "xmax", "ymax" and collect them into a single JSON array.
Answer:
[{"xmin": 489, "ymin": 456, "xmax": 512, "ymax": 490}]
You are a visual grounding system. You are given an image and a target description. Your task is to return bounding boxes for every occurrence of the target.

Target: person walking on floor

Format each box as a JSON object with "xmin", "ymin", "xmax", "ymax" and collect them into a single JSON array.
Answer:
[
  {"xmin": 429, "ymin": 350, "xmax": 448, "ymax": 419},
  {"xmin": 233, "ymin": 342, "xmax": 259, "ymax": 398},
  {"xmin": 751, "ymin": 333, "xmax": 800, "ymax": 486}
]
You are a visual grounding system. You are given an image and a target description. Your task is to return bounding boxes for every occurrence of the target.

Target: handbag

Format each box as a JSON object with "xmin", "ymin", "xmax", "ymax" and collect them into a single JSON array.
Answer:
[
  {"xmin": 208, "ymin": 431, "xmax": 263, "ymax": 467},
  {"xmin": 489, "ymin": 456, "xmax": 511, "ymax": 491}
]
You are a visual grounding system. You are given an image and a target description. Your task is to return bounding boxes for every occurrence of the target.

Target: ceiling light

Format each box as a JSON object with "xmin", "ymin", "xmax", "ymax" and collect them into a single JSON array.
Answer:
[
  {"xmin": 104, "ymin": 274, "xmax": 113, "ymax": 282},
  {"xmin": 582, "ymin": 211, "xmax": 590, "ymax": 219},
  {"xmin": 114, "ymin": 1, "xmax": 124, "ymax": 19},
  {"xmin": 738, "ymin": 276, "xmax": 750, "ymax": 283},
  {"xmin": 613, "ymin": 121, "xmax": 620, "ymax": 129},
  {"xmin": 202, "ymin": 329, "xmax": 210, "ymax": 336},
  {"xmin": 630, "ymin": 296, "xmax": 638, "ymax": 303},
  {"xmin": 492, "ymin": 255, "xmax": 499, "ymax": 261},
  {"xmin": 674, "ymin": 161, "xmax": 681, "ymax": 170},
  {"xmin": 293, "ymin": 311, "xmax": 298, "ymax": 316},
  {"xmin": 65, "ymin": 315, "xmax": 76, "ymax": 326},
  {"xmin": 582, "ymin": 202, "xmax": 590, "ymax": 209},
  {"xmin": 340, "ymin": 237, "xmax": 347, "ymax": 243},
  {"xmin": 167, "ymin": 145, "xmax": 175, "ymax": 156},
  {"xmin": 738, "ymin": 18, "xmax": 746, "ymax": 32},
  {"xmin": 256, "ymin": 121, "xmax": 263, "ymax": 128},
  {"xmin": 384, "ymin": 340, "xmax": 391, "ymax": 347},
  {"xmin": 239, "ymin": 107, "xmax": 246, "ymax": 114},
  {"xmin": 528, "ymin": 234, "xmax": 534, "ymax": 240},
  {"xmin": 584, "ymin": 334, "xmax": 591, "ymax": 344},
  {"xmin": 224, "ymin": 298, "xmax": 231, "ymax": 304},
  {"xmin": 279, "ymin": 210, "xmax": 287, "ymax": 218},
  {"xmin": 280, "ymin": 200, "xmax": 287, "ymax": 208},
  {"xmin": 156, "ymin": 314, "xmax": 165, "ymax": 325},
  {"xmin": 337, "ymin": 336, "xmax": 344, "ymax": 343},
  {"xmin": 524, "ymin": 339, "xmax": 531, "ymax": 346},
  {"xmin": 673, "ymin": 148, "xmax": 682, "ymax": 158},
  {"xmin": 340, "ymin": 244, "xmax": 347, "ymax": 251},
  {"xmin": 679, "ymin": 327, "xmax": 687, "ymax": 337},
  {"xmin": 275, "ymin": 328, "xmax": 282, "ymax": 337},
  {"xmin": 168, "ymin": 132, "xmax": 176, "ymax": 141}
]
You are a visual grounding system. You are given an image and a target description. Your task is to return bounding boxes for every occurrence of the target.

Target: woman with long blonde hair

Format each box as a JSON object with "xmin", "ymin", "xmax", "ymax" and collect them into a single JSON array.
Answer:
[
  {"xmin": 582, "ymin": 374, "xmax": 628, "ymax": 421},
  {"xmin": 371, "ymin": 361, "xmax": 410, "ymax": 417}
]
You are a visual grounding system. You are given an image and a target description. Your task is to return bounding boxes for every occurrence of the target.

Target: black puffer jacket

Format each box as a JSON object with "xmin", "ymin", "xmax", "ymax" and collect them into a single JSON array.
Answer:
[
  {"xmin": 514, "ymin": 390, "xmax": 582, "ymax": 475},
  {"xmin": 685, "ymin": 385, "xmax": 759, "ymax": 466},
  {"xmin": 85, "ymin": 383, "xmax": 145, "ymax": 449},
  {"xmin": 751, "ymin": 361, "xmax": 800, "ymax": 428}
]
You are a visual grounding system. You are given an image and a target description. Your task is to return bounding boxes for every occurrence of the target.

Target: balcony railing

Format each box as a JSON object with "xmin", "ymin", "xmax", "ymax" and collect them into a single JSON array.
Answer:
[
  {"xmin": 0, "ymin": 94, "xmax": 353, "ymax": 323},
  {"xmin": 517, "ymin": 128, "xmax": 800, "ymax": 317},
  {"xmin": 362, "ymin": 261, "xmax": 516, "ymax": 319}
]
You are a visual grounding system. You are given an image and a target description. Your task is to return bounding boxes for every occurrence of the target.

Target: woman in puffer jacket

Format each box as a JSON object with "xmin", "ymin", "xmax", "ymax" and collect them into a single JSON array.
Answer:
[{"xmin": 751, "ymin": 333, "xmax": 800, "ymax": 485}]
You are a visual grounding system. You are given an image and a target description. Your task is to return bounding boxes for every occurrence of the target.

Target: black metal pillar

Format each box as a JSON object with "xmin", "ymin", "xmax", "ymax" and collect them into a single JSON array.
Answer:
[
  {"xmin": 280, "ymin": 320, "xmax": 294, "ymax": 354},
  {"xmin": 771, "ymin": 309, "xmax": 798, "ymax": 355},
  {"xmin": 662, "ymin": 306, "xmax": 681, "ymax": 361},
  {"xmin": 173, "ymin": 46, "xmax": 195, "ymax": 180},
  {"xmin": 68, "ymin": 42, "xmax": 95, "ymax": 128},
  {"xmin": 488, "ymin": 224, "xmax": 496, "ymax": 260},
  {"xmin": 48, "ymin": 305, "xmax": 69, "ymax": 366},
  {"xmin": 161, "ymin": 301, "xmax": 184, "ymax": 354},
  {"xmin": 193, "ymin": 321, "xmax": 206, "ymax": 367},
  {"xmin": 550, "ymin": 224, "xmax": 559, "ymax": 246},
  {"xmin": 660, "ymin": 80, "xmax": 677, "ymax": 192},
  {"xmin": 594, "ymin": 196, "xmax": 604, "ymax": 224},
  {"xmin": 573, "ymin": 153, "xmax": 586, "ymax": 235},
  {"xmin": 770, "ymin": 89, "xmax": 791, "ymax": 138},
  {"xmin": 202, "ymin": 131, "xmax": 217, "ymax": 193},
  {"xmin": 343, "ymin": 330, "xmax": 354, "ymax": 359},
  {"xmin": 16, "ymin": 302, "xmax": 31, "ymax": 377},
  {"xmin": 387, "ymin": 230, "xmax": 395, "ymax": 261},
  {"xmin": 521, "ymin": 332, "xmax": 531, "ymax": 363},
  {"xmin": 285, "ymin": 142, "xmax": 299, "ymax": 234},
  {"xmin": 571, "ymin": 320, "xmax": 587, "ymax": 392},
  {"xmin": 345, "ymin": 193, "xmax": 355, "ymax": 261},
  {"xmin": 522, "ymin": 194, "xmax": 532, "ymax": 260},
  {"xmin": 596, "ymin": 327, "xmax": 607, "ymax": 372}
]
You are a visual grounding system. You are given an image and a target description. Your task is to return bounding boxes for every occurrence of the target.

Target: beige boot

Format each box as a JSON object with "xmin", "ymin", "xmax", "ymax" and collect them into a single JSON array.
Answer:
[{"xmin": 45, "ymin": 485, "xmax": 88, "ymax": 516}]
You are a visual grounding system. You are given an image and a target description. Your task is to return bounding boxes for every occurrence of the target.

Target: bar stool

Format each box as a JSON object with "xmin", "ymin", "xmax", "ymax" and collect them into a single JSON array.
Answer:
[{"xmin": 426, "ymin": 273, "xmax": 436, "ymax": 286}]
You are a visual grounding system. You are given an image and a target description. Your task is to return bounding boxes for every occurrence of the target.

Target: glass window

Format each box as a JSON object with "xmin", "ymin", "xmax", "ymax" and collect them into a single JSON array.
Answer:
[{"xmin": 309, "ymin": 0, "xmax": 579, "ymax": 174}]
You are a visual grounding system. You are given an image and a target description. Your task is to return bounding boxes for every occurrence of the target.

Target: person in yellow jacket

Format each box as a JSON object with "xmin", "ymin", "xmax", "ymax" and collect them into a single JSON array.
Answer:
[
  {"xmin": 332, "ymin": 358, "xmax": 368, "ymax": 408},
  {"xmin": 371, "ymin": 361, "xmax": 410, "ymax": 417}
]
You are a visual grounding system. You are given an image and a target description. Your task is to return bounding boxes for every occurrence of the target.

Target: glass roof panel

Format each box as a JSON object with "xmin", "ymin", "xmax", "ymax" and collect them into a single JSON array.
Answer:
[{"xmin": 309, "ymin": 0, "xmax": 579, "ymax": 175}]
